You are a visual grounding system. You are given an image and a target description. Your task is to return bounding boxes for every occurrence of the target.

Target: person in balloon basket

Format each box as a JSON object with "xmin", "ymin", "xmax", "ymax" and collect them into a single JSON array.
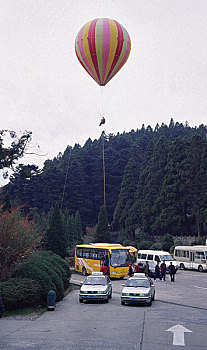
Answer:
[
  {"xmin": 154, "ymin": 261, "xmax": 162, "ymax": 280},
  {"xmin": 168, "ymin": 262, "xmax": 176, "ymax": 282},
  {"xmin": 160, "ymin": 260, "xmax": 167, "ymax": 281},
  {"xmin": 99, "ymin": 117, "xmax": 105, "ymax": 126}
]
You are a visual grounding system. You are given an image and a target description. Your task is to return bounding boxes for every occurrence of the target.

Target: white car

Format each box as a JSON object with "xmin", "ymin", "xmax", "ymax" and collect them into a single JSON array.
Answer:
[
  {"xmin": 121, "ymin": 273, "xmax": 155, "ymax": 306},
  {"xmin": 79, "ymin": 272, "xmax": 112, "ymax": 303}
]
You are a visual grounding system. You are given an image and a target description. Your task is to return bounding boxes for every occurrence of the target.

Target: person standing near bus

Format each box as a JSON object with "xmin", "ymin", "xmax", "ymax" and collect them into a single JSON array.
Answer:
[
  {"xmin": 144, "ymin": 261, "xmax": 149, "ymax": 276},
  {"xmin": 128, "ymin": 264, "xmax": 133, "ymax": 277},
  {"xmin": 169, "ymin": 262, "xmax": 176, "ymax": 282},
  {"xmin": 154, "ymin": 261, "xmax": 162, "ymax": 280},
  {"xmin": 100, "ymin": 263, "xmax": 108, "ymax": 275},
  {"xmin": 160, "ymin": 260, "xmax": 166, "ymax": 281}
]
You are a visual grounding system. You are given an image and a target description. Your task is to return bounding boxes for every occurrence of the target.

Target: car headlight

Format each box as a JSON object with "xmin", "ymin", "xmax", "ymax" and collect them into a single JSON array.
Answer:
[
  {"xmin": 97, "ymin": 291, "xmax": 106, "ymax": 294},
  {"xmin": 140, "ymin": 292, "xmax": 151, "ymax": 297},
  {"xmin": 122, "ymin": 293, "xmax": 129, "ymax": 296}
]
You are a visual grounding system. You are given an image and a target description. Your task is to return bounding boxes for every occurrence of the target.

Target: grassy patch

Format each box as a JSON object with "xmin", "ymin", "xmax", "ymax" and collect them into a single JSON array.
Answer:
[{"xmin": 3, "ymin": 306, "xmax": 45, "ymax": 318}]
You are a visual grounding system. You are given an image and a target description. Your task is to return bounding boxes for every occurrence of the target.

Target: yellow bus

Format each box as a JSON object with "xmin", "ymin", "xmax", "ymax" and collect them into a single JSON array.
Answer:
[{"xmin": 75, "ymin": 243, "xmax": 133, "ymax": 278}]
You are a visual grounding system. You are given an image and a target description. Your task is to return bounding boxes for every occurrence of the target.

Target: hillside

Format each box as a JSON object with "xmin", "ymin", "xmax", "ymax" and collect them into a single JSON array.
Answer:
[{"xmin": 3, "ymin": 119, "xmax": 207, "ymax": 237}]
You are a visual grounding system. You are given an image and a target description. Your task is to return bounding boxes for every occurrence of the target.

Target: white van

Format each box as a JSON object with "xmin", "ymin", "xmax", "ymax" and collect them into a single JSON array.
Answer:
[{"xmin": 137, "ymin": 249, "xmax": 178, "ymax": 271}]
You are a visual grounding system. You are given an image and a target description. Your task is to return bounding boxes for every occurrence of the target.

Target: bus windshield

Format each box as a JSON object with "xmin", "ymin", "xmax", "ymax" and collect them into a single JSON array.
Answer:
[
  {"xmin": 110, "ymin": 249, "xmax": 130, "ymax": 267},
  {"xmin": 204, "ymin": 251, "xmax": 207, "ymax": 260},
  {"xmin": 160, "ymin": 255, "xmax": 174, "ymax": 261}
]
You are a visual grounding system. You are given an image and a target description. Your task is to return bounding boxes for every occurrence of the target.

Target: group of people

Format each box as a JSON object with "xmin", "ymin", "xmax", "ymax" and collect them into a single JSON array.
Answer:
[
  {"xmin": 128, "ymin": 260, "xmax": 176, "ymax": 282},
  {"xmin": 128, "ymin": 263, "xmax": 140, "ymax": 277},
  {"xmin": 154, "ymin": 260, "xmax": 176, "ymax": 282}
]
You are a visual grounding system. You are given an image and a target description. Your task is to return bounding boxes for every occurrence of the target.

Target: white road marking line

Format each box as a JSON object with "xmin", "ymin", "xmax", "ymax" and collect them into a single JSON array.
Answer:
[{"xmin": 193, "ymin": 285, "xmax": 207, "ymax": 290}]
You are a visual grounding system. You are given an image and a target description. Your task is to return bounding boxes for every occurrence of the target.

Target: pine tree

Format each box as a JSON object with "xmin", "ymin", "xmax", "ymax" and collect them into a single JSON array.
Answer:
[
  {"xmin": 67, "ymin": 214, "xmax": 75, "ymax": 247},
  {"xmin": 152, "ymin": 138, "xmax": 189, "ymax": 235},
  {"xmin": 95, "ymin": 206, "xmax": 111, "ymax": 243},
  {"xmin": 44, "ymin": 203, "xmax": 67, "ymax": 258},
  {"xmin": 75, "ymin": 211, "xmax": 83, "ymax": 244}
]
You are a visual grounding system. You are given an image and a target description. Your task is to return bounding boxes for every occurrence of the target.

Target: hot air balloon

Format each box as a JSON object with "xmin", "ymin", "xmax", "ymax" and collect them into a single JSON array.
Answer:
[{"xmin": 75, "ymin": 18, "xmax": 131, "ymax": 86}]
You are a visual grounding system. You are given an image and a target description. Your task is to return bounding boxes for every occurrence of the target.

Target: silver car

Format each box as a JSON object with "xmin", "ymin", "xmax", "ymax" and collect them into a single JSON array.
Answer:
[
  {"xmin": 121, "ymin": 273, "xmax": 155, "ymax": 306},
  {"xmin": 79, "ymin": 272, "xmax": 112, "ymax": 303}
]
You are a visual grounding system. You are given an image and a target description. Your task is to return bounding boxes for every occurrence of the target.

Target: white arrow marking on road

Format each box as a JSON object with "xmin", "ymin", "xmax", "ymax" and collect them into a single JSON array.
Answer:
[{"xmin": 166, "ymin": 324, "xmax": 192, "ymax": 346}]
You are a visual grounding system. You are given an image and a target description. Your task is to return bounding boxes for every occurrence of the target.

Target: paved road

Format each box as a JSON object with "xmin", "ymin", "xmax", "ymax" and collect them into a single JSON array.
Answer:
[{"xmin": 1, "ymin": 270, "xmax": 207, "ymax": 350}]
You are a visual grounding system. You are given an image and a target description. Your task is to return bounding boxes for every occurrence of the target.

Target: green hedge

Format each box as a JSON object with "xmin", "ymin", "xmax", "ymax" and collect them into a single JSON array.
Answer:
[
  {"xmin": 31, "ymin": 260, "xmax": 64, "ymax": 301},
  {"xmin": 3, "ymin": 251, "xmax": 71, "ymax": 310},
  {"xmin": 40, "ymin": 251, "xmax": 70, "ymax": 289},
  {"xmin": 12, "ymin": 261, "xmax": 56, "ymax": 306},
  {"xmin": 0, "ymin": 278, "xmax": 41, "ymax": 310}
]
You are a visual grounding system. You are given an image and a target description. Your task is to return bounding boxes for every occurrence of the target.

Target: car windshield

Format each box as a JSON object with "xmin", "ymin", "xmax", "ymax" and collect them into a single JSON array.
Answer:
[
  {"xmin": 84, "ymin": 277, "xmax": 107, "ymax": 285},
  {"xmin": 160, "ymin": 255, "xmax": 174, "ymax": 261},
  {"xmin": 110, "ymin": 249, "xmax": 130, "ymax": 267},
  {"xmin": 125, "ymin": 279, "xmax": 150, "ymax": 288}
]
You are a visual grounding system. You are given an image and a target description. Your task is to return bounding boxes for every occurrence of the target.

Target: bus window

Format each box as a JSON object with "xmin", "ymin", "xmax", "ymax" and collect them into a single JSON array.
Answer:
[
  {"xmin": 175, "ymin": 250, "xmax": 180, "ymax": 257},
  {"xmin": 141, "ymin": 254, "xmax": 147, "ymax": 259},
  {"xmin": 155, "ymin": 255, "xmax": 160, "ymax": 262},
  {"xmin": 138, "ymin": 253, "xmax": 141, "ymax": 259},
  {"xmin": 183, "ymin": 251, "xmax": 186, "ymax": 257},
  {"xmin": 76, "ymin": 248, "xmax": 83, "ymax": 258},
  {"xmin": 97, "ymin": 250, "xmax": 105, "ymax": 261},
  {"xmin": 83, "ymin": 250, "xmax": 90, "ymax": 258},
  {"xmin": 195, "ymin": 252, "xmax": 205, "ymax": 260},
  {"xmin": 110, "ymin": 249, "xmax": 129, "ymax": 267},
  {"xmin": 147, "ymin": 254, "xmax": 153, "ymax": 260}
]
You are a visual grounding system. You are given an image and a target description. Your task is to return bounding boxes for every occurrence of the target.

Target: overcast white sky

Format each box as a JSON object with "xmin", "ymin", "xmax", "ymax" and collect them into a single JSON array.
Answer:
[{"xmin": 1, "ymin": 0, "xmax": 207, "ymax": 184}]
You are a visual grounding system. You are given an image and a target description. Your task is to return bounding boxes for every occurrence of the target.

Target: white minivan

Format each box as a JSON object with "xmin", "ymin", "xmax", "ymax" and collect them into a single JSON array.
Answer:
[{"xmin": 137, "ymin": 249, "xmax": 178, "ymax": 271}]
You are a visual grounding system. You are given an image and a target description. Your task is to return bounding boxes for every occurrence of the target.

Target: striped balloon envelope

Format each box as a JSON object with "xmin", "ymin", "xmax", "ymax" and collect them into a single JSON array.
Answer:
[{"xmin": 75, "ymin": 18, "xmax": 131, "ymax": 86}]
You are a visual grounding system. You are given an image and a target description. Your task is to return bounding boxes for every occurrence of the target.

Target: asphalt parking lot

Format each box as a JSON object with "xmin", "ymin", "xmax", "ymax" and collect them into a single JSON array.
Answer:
[{"xmin": 1, "ymin": 270, "xmax": 207, "ymax": 350}]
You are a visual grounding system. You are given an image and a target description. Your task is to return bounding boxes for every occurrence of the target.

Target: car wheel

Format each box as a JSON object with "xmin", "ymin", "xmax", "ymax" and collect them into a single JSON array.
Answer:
[
  {"xmin": 79, "ymin": 299, "xmax": 83, "ymax": 303},
  {"xmin": 82, "ymin": 267, "xmax": 87, "ymax": 276},
  {"xmin": 180, "ymin": 263, "xmax": 185, "ymax": 270},
  {"xmin": 109, "ymin": 290, "xmax": 112, "ymax": 299},
  {"xmin": 198, "ymin": 265, "xmax": 203, "ymax": 272},
  {"xmin": 105, "ymin": 297, "xmax": 109, "ymax": 303},
  {"xmin": 121, "ymin": 301, "xmax": 125, "ymax": 305},
  {"xmin": 152, "ymin": 292, "xmax": 155, "ymax": 301}
]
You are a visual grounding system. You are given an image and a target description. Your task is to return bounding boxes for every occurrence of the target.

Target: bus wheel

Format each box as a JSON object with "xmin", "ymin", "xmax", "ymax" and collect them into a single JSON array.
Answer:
[
  {"xmin": 82, "ymin": 267, "xmax": 87, "ymax": 276},
  {"xmin": 198, "ymin": 265, "xmax": 203, "ymax": 272},
  {"xmin": 180, "ymin": 263, "xmax": 185, "ymax": 270}
]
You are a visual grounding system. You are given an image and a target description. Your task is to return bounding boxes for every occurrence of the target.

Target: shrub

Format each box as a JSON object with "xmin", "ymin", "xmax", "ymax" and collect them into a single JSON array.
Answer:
[
  {"xmin": 12, "ymin": 262, "xmax": 56, "ymax": 306},
  {"xmin": 41, "ymin": 251, "xmax": 71, "ymax": 281},
  {"xmin": 37, "ymin": 260, "xmax": 64, "ymax": 301},
  {"xmin": 0, "ymin": 278, "xmax": 41, "ymax": 310}
]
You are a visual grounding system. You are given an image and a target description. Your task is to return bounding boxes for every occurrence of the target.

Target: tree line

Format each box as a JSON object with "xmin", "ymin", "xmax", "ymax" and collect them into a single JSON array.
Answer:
[{"xmin": 2, "ymin": 119, "xmax": 207, "ymax": 239}]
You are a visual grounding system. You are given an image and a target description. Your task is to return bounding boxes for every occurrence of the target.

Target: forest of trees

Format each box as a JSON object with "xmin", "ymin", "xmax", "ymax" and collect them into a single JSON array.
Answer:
[{"xmin": 2, "ymin": 119, "xmax": 207, "ymax": 240}]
